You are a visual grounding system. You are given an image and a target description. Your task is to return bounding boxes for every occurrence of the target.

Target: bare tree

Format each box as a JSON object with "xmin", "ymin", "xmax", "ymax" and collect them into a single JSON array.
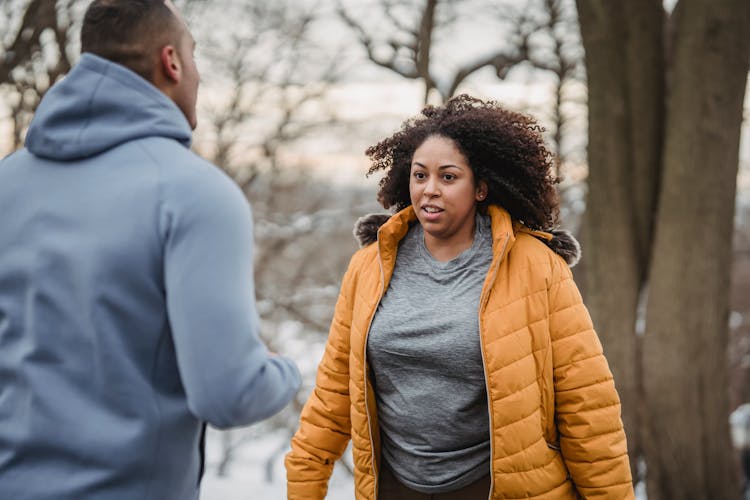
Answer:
[
  {"xmin": 522, "ymin": 0, "xmax": 586, "ymax": 171},
  {"xmin": 0, "ymin": 0, "xmax": 80, "ymax": 149},
  {"xmin": 337, "ymin": 0, "xmax": 535, "ymax": 105},
  {"xmin": 576, "ymin": 0, "xmax": 750, "ymax": 497},
  {"xmin": 511, "ymin": 0, "xmax": 588, "ymax": 240}
]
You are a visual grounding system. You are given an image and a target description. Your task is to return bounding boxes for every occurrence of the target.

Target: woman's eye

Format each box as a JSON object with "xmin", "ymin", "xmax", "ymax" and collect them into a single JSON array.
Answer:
[
  {"xmin": 443, "ymin": 174, "xmax": 455, "ymax": 181},
  {"xmin": 414, "ymin": 172, "xmax": 426, "ymax": 179}
]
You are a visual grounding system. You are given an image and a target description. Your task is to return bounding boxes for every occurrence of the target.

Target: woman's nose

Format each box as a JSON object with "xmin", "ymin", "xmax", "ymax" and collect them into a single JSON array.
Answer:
[{"xmin": 423, "ymin": 177, "xmax": 439, "ymax": 196}]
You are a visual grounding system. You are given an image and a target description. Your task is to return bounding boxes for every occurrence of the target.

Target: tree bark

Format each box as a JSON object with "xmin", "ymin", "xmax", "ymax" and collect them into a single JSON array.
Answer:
[
  {"xmin": 575, "ymin": 0, "xmax": 664, "ymax": 478},
  {"xmin": 578, "ymin": 0, "xmax": 750, "ymax": 496},
  {"xmin": 643, "ymin": 0, "xmax": 750, "ymax": 498}
]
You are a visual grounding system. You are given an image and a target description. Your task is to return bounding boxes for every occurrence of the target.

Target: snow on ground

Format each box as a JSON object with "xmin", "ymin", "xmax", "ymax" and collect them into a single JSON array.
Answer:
[{"xmin": 200, "ymin": 431, "xmax": 354, "ymax": 500}]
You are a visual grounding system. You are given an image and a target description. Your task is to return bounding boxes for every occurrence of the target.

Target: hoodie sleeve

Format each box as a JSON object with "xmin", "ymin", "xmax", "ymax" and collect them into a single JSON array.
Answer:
[
  {"xmin": 160, "ymin": 162, "xmax": 301, "ymax": 429},
  {"xmin": 547, "ymin": 256, "xmax": 635, "ymax": 498}
]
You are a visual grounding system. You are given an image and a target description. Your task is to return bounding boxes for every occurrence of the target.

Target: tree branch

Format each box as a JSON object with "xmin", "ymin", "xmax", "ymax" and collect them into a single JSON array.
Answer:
[
  {"xmin": 0, "ymin": 0, "xmax": 58, "ymax": 85},
  {"xmin": 336, "ymin": 1, "xmax": 419, "ymax": 79}
]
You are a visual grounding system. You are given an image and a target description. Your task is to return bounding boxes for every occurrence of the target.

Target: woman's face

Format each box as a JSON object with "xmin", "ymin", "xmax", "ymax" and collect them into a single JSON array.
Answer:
[{"xmin": 409, "ymin": 135, "xmax": 487, "ymax": 252}]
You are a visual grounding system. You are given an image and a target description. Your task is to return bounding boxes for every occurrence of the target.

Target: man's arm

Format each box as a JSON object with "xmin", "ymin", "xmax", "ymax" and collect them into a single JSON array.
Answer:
[{"xmin": 161, "ymin": 164, "xmax": 301, "ymax": 429}]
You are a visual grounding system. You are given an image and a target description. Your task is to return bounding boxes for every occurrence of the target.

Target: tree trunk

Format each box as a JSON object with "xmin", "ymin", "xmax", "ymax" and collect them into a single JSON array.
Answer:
[
  {"xmin": 643, "ymin": 0, "xmax": 750, "ymax": 498},
  {"xmin": 577, "ymin": 0, "xmax": 749, "ymax": 494},
  {"xmin": 575, "ymin": 0, "xmax": 664, "ymax": 478}
]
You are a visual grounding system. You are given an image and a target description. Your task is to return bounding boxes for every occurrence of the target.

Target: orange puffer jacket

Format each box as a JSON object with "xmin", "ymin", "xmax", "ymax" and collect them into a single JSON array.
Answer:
[{"xmin": 286, "ymin": 205, "xmax": 634, "ymax": 499}]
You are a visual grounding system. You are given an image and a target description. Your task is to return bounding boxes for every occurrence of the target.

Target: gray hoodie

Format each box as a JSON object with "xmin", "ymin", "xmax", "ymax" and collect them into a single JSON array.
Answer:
[{"xmin": 0, "ymin": 53, "xmax": 301, "ymax": 500}]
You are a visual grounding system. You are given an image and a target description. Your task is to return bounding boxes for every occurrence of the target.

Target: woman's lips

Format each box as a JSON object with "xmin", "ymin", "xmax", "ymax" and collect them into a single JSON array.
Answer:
[{"xmin": 421, "ymin": 205, "xmax": 443, "ymax": 221}]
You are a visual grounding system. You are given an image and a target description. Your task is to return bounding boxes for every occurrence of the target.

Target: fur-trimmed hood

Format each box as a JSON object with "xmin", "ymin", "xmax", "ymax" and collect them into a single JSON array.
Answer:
[{"xmin": 353, "ymin": 210, "xmax": 581, "ymax": 267}]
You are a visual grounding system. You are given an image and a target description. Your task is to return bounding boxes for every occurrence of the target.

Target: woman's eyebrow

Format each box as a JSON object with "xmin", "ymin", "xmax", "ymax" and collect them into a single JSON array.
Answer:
[{"xmin": 411, "ymin": 162, "xmax": 463, "ymax": 169}]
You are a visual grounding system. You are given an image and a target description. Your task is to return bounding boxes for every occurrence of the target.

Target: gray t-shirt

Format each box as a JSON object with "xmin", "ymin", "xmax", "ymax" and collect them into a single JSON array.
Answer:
[{"xmin": 367, "ymin": 214, "xmax": 493, "ymax": 493}]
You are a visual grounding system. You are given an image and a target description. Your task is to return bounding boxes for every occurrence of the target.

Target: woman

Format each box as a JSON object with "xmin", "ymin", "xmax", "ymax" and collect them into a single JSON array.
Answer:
[{"xmin": 286, "ymin": 95, "xmax": 634, "ymax": 499}]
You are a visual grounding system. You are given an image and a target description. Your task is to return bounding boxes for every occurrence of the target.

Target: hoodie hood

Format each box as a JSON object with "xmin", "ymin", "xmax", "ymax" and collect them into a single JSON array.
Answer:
[
  {"xmin": 25, "ymin": 53, "xmax": 192, "ymax": 161},
  {"xmin": 353, "ymin": 208, "xmax": 581, "ymax": 267}
]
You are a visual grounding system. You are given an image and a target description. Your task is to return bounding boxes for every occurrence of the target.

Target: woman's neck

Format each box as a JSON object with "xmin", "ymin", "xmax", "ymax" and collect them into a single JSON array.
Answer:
[{"xmin": 423, "ymin": 219, "xmax": 477, "ymax": 262}]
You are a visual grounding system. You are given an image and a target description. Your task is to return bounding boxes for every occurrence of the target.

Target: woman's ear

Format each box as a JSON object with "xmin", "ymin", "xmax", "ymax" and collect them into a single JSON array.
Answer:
[{"xmin": 476, "ymin": 180, "xmax": 488, "ymax": 202}]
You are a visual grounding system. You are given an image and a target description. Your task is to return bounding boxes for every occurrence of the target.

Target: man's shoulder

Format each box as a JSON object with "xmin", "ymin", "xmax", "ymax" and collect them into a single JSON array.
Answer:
[
  {"xmin": 134, "ymin": 136, "xmax": 214, "ymax": 172},
  {"xmin": 0, "ymin": 147, "xmax": 35, "ymax": 167},
  {"xmin": 140, "ymin": 142, "xmax": 250, "ymax": 229},
  {"xmin": 131, "ymin": 137, "xmax": 238, "ymax": 194}
]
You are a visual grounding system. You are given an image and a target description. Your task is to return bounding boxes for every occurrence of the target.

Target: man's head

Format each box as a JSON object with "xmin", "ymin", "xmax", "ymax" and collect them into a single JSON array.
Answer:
[{"xmin": 81, "ymin": 0, "xmax": 200, "ymax": 129}]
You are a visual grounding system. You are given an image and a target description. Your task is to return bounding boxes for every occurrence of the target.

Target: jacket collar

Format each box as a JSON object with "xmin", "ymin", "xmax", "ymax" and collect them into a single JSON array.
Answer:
[
  {"xmin": 366, "ymin": 205, "xmax": 515, "ymax": 259},
  {"xmin": 353, "ymin": 204, "xmax": 581, "ymax": 266}
]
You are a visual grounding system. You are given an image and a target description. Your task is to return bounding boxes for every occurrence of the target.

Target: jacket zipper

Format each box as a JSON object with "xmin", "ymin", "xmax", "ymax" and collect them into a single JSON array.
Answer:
[
  {"xmin": 478, "ymin": 232, "xmax": 510, "ymax": 500},
  {"xmin": 363, "ymin": 237, "xmax": 386, "ymax": 499}
]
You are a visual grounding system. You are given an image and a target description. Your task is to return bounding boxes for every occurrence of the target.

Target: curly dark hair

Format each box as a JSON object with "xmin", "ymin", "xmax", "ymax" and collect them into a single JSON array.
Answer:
[{"xmin": 366, "ymin": 94, "xmax": 560, "ymax": 231}]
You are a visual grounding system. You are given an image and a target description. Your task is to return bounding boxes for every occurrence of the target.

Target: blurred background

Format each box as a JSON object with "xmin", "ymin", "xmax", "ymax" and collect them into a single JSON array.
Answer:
[{"xmin": 1, "ymin": 0, "xmax": 749, "ymax": 498}]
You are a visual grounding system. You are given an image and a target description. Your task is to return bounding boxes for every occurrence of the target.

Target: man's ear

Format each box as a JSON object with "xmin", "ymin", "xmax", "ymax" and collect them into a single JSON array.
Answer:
[{"xmin": 159, "ymin": 45, "xmax": 182, "ymax": 83}]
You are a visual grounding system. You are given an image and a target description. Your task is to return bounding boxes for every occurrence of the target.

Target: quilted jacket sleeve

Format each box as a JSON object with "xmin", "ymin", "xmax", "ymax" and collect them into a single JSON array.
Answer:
[
  {"xmin": 548, "ymin": 257, "xmax": 635, "ymax": 499},
  {"xmin": 285, "ymin": 256, "xmax": 359, "ymax": 499}
]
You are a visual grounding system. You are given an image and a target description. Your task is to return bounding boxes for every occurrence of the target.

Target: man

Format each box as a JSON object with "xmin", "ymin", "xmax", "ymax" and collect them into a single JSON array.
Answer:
[{"xmin": 0, "ymin": 1, "xmax": 301, "ymax": 499}]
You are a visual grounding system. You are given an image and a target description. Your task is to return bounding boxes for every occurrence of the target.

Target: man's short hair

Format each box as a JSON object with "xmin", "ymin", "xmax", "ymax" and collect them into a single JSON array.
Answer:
[{"xmin": 81, "ymin": 0, "xmax": 183, "ymax": 81}]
